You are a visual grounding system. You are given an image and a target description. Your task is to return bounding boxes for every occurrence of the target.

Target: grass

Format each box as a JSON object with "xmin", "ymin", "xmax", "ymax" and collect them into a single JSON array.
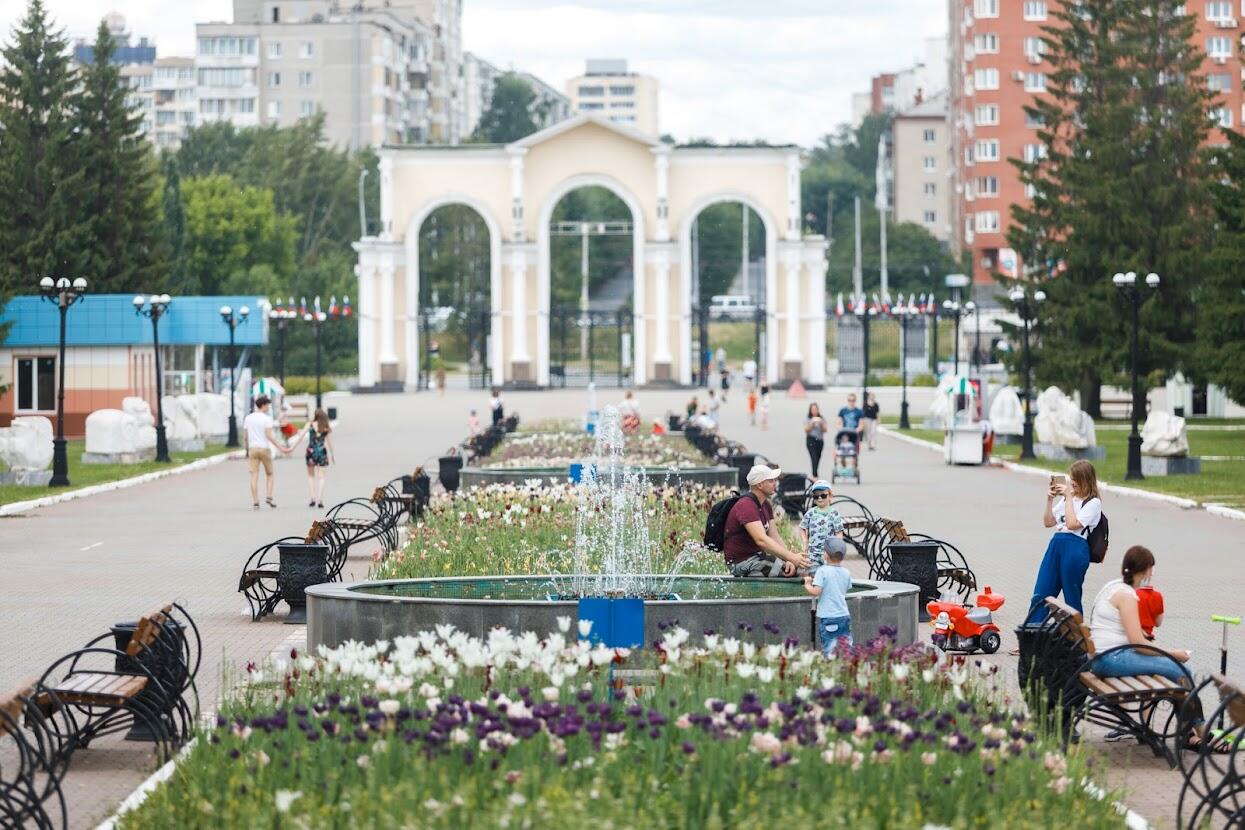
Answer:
[
  {"xmin": 882, "ymin": 417, "xmax": 1245, "ymax": 508},
  {"xmin": 0, "ymin": 440, "xmax": 230, "ymax": 507}
]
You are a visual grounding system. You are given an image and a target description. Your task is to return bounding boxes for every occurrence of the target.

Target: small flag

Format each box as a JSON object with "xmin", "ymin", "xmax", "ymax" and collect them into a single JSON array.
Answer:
[
  {"xmin": 329, "ymin": 296, "xmax": 339, "ymax": 318},
  {"xmin": 835, "ymin": 292, "xmax": 844, "ymax": 317},
  {"xmin": 342, "ymin": 295, "xmax": 352, "ymax": 317}
]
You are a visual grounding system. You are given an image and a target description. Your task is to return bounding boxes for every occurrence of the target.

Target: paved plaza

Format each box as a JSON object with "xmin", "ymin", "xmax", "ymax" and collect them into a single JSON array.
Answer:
[{"xmin": 1, "ymin": 385, "xmax": 1241, "ymax": 827}]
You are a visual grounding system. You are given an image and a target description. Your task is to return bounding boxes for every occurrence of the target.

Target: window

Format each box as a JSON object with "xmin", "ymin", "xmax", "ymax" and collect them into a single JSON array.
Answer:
[
  {"xmin": 579, "ymin": 102, "xmax": 604, "ymax": 111},
  {"xmin": 199, "ymin": 98, "xmax": 225, "ymax": 114},
  {"xmin": 923, "ymin": 156, "xmax": 937, "ymax": 171},
  {"xmin": 1025, "ymin": 110, "xmax": 1046, "ymax": 128},
  {"xmin": 298, "ymin": 71, "xmax": 313, "ymax": 87},
  {"xmin": 1024, "ymin": 37, "xmax": 1045, "ymax": 58},
  {"xmin": 300, "ymin": 100, "xmax": 315, "ymax": 116},
  {"xmin": 267, "ymin": 71, "xmax": 281, "ymax": 88},
  {"xmin": 196, "ymin": 37, "xmax": 256, "ymax": 56},
  {"xmin": 299, "ymin": 41, "xmax": 313, "ymax": 58},
  {"xmin": 608, "ymin": 85, "xmax": 634, "ymax": 96},
  {"xmin": 197, "ymin": 68, "xmax": 252, "ymax": 87},
  {"xmin": 610, "ymin": 115, "xmax": 636, "ymax": 124},
  {"xmin": 1208, "ymin": 36, "xmax": 1233, "ymax": 58},
  {"xmin": 974, "ymin": 0, "xmax": 999, "ymax": 17},
  {"xmin": 923, "ymin": 182, "xmax": 937, "ymax": 196},
  {"xmin": 1024, "ymin": 72, "xmax": 1047, "ymax": 92},
  {"xmin": 156, "ymin": 110, "xmax": 177, "ymax": 125},
  {"xmin": 268, "ymin": 41, "xmax": 282, "ymax": 59},
  {"xmin": 1024, "ymin": 143, "xmax": 1048, "ymax": 162},
  {"xmin": 975, "ymin": 104, "xmax": 999, "ymax": 125},
  {"xmin": 923, "ymin": 211, "xmax": 937, "ymax": 224},
  {"xmin": 268, "ymin": 100, "xmax": 281, "ymax": 118},
  {"xmin": 1023, "ymin": 1, "xmax": 1046, "ymax": 20},
  {"xmin": 577, "ymin": 85, "xmax": 604, "ymax": 96},
  {"xmin": 975, "ymin": 211, "xmax": 1001, "ymax": 232},
  {"xmin": 923, "ymin": 127, "xmax": 937, "ymax": 142},
  {"xmin": 610, "ymin": 100, "xmax": 635, "ymax": 109},
  {"xmin": 1207, "ymin": 1, "xmax": 1233, "ymax": 20},
  {"xmin": 237, "ymin": 98, "xmax": 255, "ymax": 113},
  {"xmin": 976, "ymin": 175, "xmax": 1000, "ymax": 196},
  {"xmin": 974, "ymin": 68, "xmax": 999, "ymax": 90},
  {"xmin": 974, "ymin": 33, "xmax": 999, "ymax": 53},
  {"xmin": 14, "ymin": 356, "xmax": 55, "ymax": 412},
  {"xmin": 975, "ymin": 139, "xmax": 1000, "ymax": 161},
  {"xmin": 1214, "ymin": 105, "xmax": 1233, "ymax": 127},
  {"xmin": 1209, "ymin": 72, "xmax": 1233, "ymax": 91}
]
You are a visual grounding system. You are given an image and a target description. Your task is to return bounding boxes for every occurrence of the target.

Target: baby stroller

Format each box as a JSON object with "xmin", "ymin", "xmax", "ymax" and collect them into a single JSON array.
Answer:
[{"xmin": 830, "ymin": 429, "xmax": 861, "ymax": 484}]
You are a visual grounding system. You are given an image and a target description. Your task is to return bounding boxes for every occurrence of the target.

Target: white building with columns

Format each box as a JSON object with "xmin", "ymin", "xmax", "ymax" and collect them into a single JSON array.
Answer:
[{"xmin": 353, "ymin": 115, "xmax": 828, "ymax": 388}]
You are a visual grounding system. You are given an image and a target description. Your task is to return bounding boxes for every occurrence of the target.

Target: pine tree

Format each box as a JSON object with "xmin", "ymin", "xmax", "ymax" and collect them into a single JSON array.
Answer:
[
  {"xmin": 161, "ymin": 154, "xmax": 186, "ymax": 287},
  {"xmin": 1005, "ymin": 0, "xmax": 1213, "ymax": 416},
  {"xmin": 73, "ymin": 20, "xmax": 165, "ymax": 292},
  {"xmin": 471, "ymin": 74, "xmax": 538, "ymax": 143},
  {"xmin": 1200, "ymin": 131, "xmax": 1245, "ymax": 404},
  {"xmin": 0, "ymin": 0, "xmax": 89, "ymax": 299}
]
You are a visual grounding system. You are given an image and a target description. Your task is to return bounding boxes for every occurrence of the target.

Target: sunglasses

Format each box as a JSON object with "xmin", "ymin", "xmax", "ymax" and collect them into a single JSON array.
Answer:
[{"xmin": 812, "ymin": 492, "xmax": 831, "ymax": 500}]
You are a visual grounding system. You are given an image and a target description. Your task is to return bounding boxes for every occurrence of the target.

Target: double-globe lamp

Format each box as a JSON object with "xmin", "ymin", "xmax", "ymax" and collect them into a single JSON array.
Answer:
[
  {"xmin": 220, "ymin": 304, "xmax": 250, "ymax": 447},
  {"xmin": 1112, "ymin": 271, "xmax": 1160, "ymax": 480},
  {"xmin": 132, "ymin": 294, "xmax": 173, "ymax": 462},
  {"xmin": 38, "ymin": 276, "xmax": 88, "ymax": 487}
]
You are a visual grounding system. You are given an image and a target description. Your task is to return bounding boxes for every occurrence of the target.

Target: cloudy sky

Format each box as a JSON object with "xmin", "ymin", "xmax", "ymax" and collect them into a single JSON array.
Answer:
[{"xmin": 2, "ymin": 0, "xmax": 946, "ymax": 147}]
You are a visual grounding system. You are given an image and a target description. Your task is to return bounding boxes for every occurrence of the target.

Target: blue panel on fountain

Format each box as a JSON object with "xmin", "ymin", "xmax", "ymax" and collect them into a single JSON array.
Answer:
[
  {"xmin": 569, "ymin": 462, "xmax": 583, "ymax": 483},
  {"xmin": 577, "ymin": 598, "xmax": 645, "ymax": 649}
]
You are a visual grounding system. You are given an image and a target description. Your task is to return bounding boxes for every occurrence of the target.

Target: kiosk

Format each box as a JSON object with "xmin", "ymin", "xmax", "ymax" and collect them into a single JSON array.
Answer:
[{"xmin": 943, "ymin": 375, "xmax": 984, "ymax": 465}]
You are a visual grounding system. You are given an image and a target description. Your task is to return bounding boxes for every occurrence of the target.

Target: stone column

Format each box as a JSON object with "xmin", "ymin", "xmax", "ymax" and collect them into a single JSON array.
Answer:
[
  {"xmin": 782, "ymin": 246, "xmax": 802, "ymax": 380},
  {"xmin": 509, "ymin": 247, "xmax": 531, "ymax": 383},
  {"xmin": 803, "ymin": 238, "xmax": 828, "ymax": 387},
  {"xmin": 403, "ymin": 259, "xmax": 419, "ymax": 389},
  {"xmin": 650, "ymin": 245, "xmax": 673, "ymax": 381},
  {"xmin": 378, "ymin": 263, "xmax": 399, "ymax": 383},
  {"xmin": 355, "ymin": 258, "xmax": 377, "ymax": 388}
]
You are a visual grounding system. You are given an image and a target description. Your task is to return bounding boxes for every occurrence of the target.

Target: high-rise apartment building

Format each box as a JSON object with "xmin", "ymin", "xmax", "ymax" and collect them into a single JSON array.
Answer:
[
  {"xmin": 566, "ymin": 59, "xmax": 659, "ymax": 136},
  {"xmin": 122, "ymin": 58, "xmax": 198, "ymax": 151},
  {"xmin": 73, "ymin": 13, "xmax": 156, "ymax": 66},
  {"xmin": 890, "ymin": 92, "xmax": 953, "ymax": 244},
  {"xmin": 949, "ymin": 0, "xmax": 1243, "ymax": 285},
  {"xmin": 463, "ymin": 52, "xmax": 570, "ymax": 137},
  {"xmin": 195, "ymin": 0, "xmax": 462, "ymax": 148}
]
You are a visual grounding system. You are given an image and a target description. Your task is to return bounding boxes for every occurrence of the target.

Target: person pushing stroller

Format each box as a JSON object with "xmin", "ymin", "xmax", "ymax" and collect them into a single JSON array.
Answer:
[{"xmin": 832, "ymin": 393, "xmax": 865, "ymax": 482}]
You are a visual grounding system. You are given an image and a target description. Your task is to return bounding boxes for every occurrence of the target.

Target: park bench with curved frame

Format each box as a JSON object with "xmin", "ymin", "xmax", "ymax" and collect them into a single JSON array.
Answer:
[
  {"xmin": 1176, "ymin": 673, "xmax": 1245, "ymax": 828},
  {"xmin": 1, "ymin": 681, "xmax": 73, "ymax": 830},
  {"xmin": 1034, "ymin": 598, "xmax": 1191, "ymax": 767},
  {"xmin": 34, "ymin": 603, "xmax": 201, "ymax": 765},
  {"xmin": 323, "ymin": 489, "xmax": 402, "ymax": 558},
  {"xmin": 238, "ymin": 535, "xmax": 310, "ymax": 621},
  {"xmin": 866, "ymin": 532, "xmax": 977, "ymax": 604}
]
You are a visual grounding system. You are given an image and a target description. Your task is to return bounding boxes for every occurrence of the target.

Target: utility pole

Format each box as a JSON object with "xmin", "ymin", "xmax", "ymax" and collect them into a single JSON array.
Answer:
[
  {"xmin": 852, "ymin": 195, "xmax": 863, "ymax": 298},
  {"xmin": 580, "ymin": 223, "xmax": 590, "ymax": 360},
  {"xmin": 879, "ymin": 203, "xmax": 889, "ymax": 299},
  {"xmin": 741, "ymin": 205, "xmax": 750, "ymax": 299}
]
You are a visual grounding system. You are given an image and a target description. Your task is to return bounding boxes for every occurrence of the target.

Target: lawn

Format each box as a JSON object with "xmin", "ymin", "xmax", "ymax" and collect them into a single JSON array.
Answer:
[
  {"xmin": 882, "ymin": 417, "xmax": 1245, "ymax": 508},
  {"xmin": 0, "ymin": 440, "xmax": 231, "ymax": 507}
]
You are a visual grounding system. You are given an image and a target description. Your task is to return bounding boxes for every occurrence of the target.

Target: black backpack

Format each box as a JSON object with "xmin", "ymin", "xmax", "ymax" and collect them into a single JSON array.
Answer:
[
  {"xmin": 703, "ymin": 492, "xmax": 758, "ymax": 552},
  {"xmin": 1086, "ymin": 512, "xmax": 1109, "ymax": 564}
]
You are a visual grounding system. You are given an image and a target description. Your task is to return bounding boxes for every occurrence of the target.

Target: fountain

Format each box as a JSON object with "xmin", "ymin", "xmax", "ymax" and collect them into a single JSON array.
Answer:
[{"xmin": 307, "ymin": 408, "xmax": 918, "ymax": 649}]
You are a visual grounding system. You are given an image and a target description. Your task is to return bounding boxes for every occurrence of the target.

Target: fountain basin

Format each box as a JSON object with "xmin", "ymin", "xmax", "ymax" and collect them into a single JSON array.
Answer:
[
  {"xmin": 306, "ymin": 575, "xmax": 919, "ymax": 650},
  {"xmin": 459, "ymin": 466, "xmax": 738, "ymax": 490}
]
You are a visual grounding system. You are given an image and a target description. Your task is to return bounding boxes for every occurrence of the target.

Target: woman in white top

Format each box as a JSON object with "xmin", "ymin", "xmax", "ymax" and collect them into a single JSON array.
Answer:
[{"xmin": 1025, "ymin": 460, "xmax": 1102, "ymax": 623}]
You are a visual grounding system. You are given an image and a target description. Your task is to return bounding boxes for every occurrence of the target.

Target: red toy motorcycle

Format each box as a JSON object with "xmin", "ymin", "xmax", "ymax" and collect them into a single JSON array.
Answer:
[{"xmin": 927, "ymin": 587, "xmax": 1005, "ymax": 655}]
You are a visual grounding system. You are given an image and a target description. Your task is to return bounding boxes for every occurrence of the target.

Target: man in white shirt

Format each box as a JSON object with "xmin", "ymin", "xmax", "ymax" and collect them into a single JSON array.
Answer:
[{"xmin": 243, "ymin": 395, "xmax": 292, "ymax": 509}]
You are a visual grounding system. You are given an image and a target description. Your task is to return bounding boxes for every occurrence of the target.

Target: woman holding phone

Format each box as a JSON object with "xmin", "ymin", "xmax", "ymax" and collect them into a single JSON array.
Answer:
[{"xmin": 1024, "ymin": 460, "xmax": 1102, "ymax": 624}]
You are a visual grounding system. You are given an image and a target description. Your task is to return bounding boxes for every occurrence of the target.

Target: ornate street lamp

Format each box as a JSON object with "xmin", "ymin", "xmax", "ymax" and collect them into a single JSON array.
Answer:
[
  {"xmin": 896, "ymin": 297, "xmax": 918, "ymax": 430},
  {"xmin": 852, "ymin": 294, "xmax": 877, "ymax": 405},
  {"xmin": 133, "ymin": 294, "xmax": 173, "ymax": 462},
  {"xmin": 1113, "ymin": 271, "xmax": 1160, "ymax": 480},
  {"xmin": 301, "ymin": 295, "xmax": 350, "ymax": 411},
  {"xmin": 39, "ymin": 276, "xmax": 88, "ymax": 487},
  {"xmin": 943, "ymin": 274, "xmax": 971, "ymax": 376},
  {"xmin": 1008, "ymin": 285, "xmax": 1046, "ymax": 460},
  {"xmin": 220, "ymin": 304, "xmax": 250, "ymax": 447},
  {"xmin": 267, "ymin": 296, "xmax": 297, "ymax": 386}
]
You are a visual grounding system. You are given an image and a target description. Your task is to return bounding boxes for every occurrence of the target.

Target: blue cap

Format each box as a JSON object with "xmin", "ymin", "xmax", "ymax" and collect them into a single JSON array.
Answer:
[{"xmin": 809, "ymin": 479, "xmax": 831, "ymax": 492}]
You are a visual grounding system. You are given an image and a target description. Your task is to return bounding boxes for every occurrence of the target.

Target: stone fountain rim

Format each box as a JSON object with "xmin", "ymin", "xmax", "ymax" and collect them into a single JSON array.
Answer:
[{"xmin": 306, "ymin": 574, "xmax": 917, "ymax": 608}]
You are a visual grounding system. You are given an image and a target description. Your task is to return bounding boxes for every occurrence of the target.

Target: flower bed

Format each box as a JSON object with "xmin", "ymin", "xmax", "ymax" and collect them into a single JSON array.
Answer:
[
  {"xmin": 478, "ymin": 431, "xmax": 706, "ymax": 470},
  {"xmin": 119, "ymin": 626, "xmax": 1124, "ymax": 828}
]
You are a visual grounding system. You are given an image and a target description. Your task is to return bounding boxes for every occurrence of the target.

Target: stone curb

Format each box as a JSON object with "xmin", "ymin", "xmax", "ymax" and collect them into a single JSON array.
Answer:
[
  {"xmin": 0, "ymin": 449, "xmax": 243, "ymax": 517},
  {"xmin": 879, "ymin": 427, "xmax": 1241, "ymax": 521}
]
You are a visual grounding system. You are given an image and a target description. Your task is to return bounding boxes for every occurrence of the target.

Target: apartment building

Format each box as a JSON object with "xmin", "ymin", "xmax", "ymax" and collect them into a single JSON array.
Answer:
[
  {"xmin": 73, "ymin": 13, "xmax": 155, "ymax": 66},
  {"xmin": 565, "ymin": 59, "xmax": 659, "ymax": 136},
  {"xmin": 121, "ymin": 58, "xmax": 198, "ymax": 151},
  {"xmin": 891, "ymin": 92, "xmax": 953, "ymax": 243},
  {"xmin": 463, "ymin": 52, "xmax": 570, "ymax": 137},
  {"xmin": 949, "ymin": 0, "xmax": 1243, "ymax": 285},
  {"xmin": 195, "ymin": 0, "xmax": 462, "ymax": 148},
  {"xmin": 851, "ymin": 37, "xmax": 948, "ymax": 125}
]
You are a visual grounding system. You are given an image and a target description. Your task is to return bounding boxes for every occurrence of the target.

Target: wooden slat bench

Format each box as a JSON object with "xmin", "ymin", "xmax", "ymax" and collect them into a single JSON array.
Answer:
[
  {"xmin": 1, "ymin": 680, "xmax": 69, "ymax": 829},
  {"xmin": 1177, "ymin": 673, "xmax": 1245, "ymax": 827}
]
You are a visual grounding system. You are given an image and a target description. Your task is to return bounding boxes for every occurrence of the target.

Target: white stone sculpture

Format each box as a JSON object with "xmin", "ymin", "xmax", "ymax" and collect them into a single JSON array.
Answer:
[
  {"xmin": 161, "ymin": 395, "xmax": 199, "ymax": 441},
  {"xmin": 988, "ymin": 387, "xmax": 1024, "ymax": 437},
  {"xmin": 1034, "ymin": 386, "xmax": 1097, "ymax": 449},
  {"xmin": 1141, "ymin": 411, "xmax": 1190, "ymax": 457},
  {"xmin": 190, "ymin": 393, "xmax": 230, "ymax": 439},
  {"xmin": 119, "ymin": 397, "xmax": 157, "ymax": 450},
  {"xmin": 0, "ymin": 416, "xmax": 53, "ymax": 471},
  {"xmin": 924, "ymin": 376, "xmax": 958, "ymax": 429},
  {"xmin": 85, "ymin": 409, "xmax": 140, "ymax": 455}
]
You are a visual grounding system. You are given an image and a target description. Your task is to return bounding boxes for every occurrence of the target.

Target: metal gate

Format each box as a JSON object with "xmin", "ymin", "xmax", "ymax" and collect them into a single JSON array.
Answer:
[
  {"xmin": 418, "ymin": 307, "xmax": 491, "ymax": 390},
  {"xmin": 691, "ymin": 304, "xmax": 765, "ymax": 385},
  {"xmin": 548, "ymin": 307, "xmax": 634, "ymax": 388}
]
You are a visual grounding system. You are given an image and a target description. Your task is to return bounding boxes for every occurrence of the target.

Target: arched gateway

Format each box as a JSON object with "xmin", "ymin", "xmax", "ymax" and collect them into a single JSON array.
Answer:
[{"xmin": 354, "ymin": 115, "xmax": 827, "ymax": 389}]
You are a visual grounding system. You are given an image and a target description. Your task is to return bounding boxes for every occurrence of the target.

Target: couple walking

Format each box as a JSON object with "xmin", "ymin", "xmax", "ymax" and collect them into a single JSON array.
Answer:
[{"xmin": 243, "ymin": 396, "xmax": 336, "ymax": 509}]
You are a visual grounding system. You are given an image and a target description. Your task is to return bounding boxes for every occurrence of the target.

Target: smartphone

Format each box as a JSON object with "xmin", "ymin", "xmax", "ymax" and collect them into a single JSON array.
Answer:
[{"xmin": 1050, "ymin": 474, "xmax": 1066, "ymax": 488}]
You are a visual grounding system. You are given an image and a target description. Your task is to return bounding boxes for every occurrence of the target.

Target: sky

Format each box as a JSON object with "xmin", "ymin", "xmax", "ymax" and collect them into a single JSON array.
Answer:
[{"xmin": 1, "ymin": 0, "xmax": 947, "ymax": 147}]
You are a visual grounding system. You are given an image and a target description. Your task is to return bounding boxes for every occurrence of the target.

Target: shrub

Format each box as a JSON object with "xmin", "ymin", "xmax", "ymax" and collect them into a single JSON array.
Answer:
[{"xmin": 282, "ymin": 376, "xmax": 335, "ymax": 396}]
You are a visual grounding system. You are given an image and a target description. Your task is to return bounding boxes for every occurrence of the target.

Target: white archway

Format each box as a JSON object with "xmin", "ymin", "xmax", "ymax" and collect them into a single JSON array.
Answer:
[
  {"xmin": 676, "ymin": 191, "xmax": 780, "ymax": 386},
  {"xmin": 536, "ymin": 174, "xmax": 648, "ymax": 387},
  {"xmin": 403, "ymin": 193, "xmax": 504, "ymax": 388}
]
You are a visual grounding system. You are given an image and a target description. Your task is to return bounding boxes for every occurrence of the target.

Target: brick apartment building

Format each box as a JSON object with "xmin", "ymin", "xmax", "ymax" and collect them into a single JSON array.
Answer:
[{"xmin": 948, "ymin": 0, "xmax": 1241, "ymax": 286}]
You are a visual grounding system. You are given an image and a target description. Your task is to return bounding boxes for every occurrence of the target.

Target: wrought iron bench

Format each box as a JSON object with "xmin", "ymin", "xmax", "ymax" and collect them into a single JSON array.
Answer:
[
  {"xmin": 1177, "ymin": 673, "xmax": 1245, "ymax": 827},
  {"xmin": 1, "ymin": 680, "xmax": 72, "ymax": 829},
  {"xmin": 866, "ymin": 532, "xmax": 976, "ymax": 604},
  {"xmin": 1026, "ymin": 598, "xmax": 1191, "ymax": 766}
]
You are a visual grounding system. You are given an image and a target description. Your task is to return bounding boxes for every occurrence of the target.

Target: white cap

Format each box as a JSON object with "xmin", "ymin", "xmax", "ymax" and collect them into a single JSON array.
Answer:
[{"xmin": 746, "ymin": 464, "xmax": 781, "ymax": 487}]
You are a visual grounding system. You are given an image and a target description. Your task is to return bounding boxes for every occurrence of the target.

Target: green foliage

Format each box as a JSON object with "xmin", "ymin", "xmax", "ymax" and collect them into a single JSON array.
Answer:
[
  {"xmin": 280, "ymin": 375, "xmax": 337, "ymax": 396},
  {"xmin": 692, "ymin": 203, "xmax": 765, "ymax": 302},
  {"xmin": 179, "ymin": 174, "xmax": 296, "ymax": 295},
  {"xmin": 550, "ymin": 186, "xmax": 632, "ymax": 309},
  {"xmin": 471, "ymin": 73, "xmax": 538, "ymax": 143},
  {"xmin": 1006, "ymin": 0, "xmax": 1213, "ymax": 415},
  {"xmin": 0, "ymin": 0, "xmax": 89, "ymax": 308},
  {"xmin": 419, "ymin": 204, "xmax": 490, "ymax": 308},
  {"xmin": 71, "ymin": 21, "xmax": 165, "ymax": 292},
  {"xmin": 1201, "ymin": 131, "xmax": 1245, "ymax": 405}
]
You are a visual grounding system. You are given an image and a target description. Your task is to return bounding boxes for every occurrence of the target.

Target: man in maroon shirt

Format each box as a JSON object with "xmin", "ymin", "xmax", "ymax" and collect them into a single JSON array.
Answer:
[{"xmin": 724, "ymin": 465, "xmax": 809, "ymax": 577}]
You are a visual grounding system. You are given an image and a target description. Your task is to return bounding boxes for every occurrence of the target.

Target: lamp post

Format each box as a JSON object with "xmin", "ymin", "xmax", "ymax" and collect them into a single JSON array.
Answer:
[
  {"xmin": 1113, "ymin": 271, "xmax": 1160, "ymax": 480},
  {"xmin": 944, "ymin": 274, "xmax": 970, "ymax": 376},
  {"xmin": 970, "ymin": 300, "xmax": 983, "ymax": 374},
  {"xmin": 267, "ymin": 296, "xmax": 296, "ymax": 386},
  {"xmin": 301, "ymin": 295, "xmax": 350, "ymax": 411},
  {"xmin": 39, "ymin": 276, "xmax": 88, "ymax": 487},
  {"xmin": 926, "ymin": 293, "xmax": 939, "ymax": 375},
  {"xmin": 897, "ymin": 298, "xmax": 917, "ymax": 429},
  {"xmin": 220, "ymin": 304, "xmax": 250, "ymax": 447},
  {"xmin": 133, "ymin": 294, "xmax": 173, "ymax": 463},
  {"xmin": 1008, "ymin": 286, "xmax": 1046, "ymax": 460},
  {"xmin": 852, "ymin": 295, "xmax": 875, "ymax": 404}
]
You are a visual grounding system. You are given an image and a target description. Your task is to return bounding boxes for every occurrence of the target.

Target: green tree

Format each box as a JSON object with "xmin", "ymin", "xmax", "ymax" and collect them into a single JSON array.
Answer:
[
  {"xmin": 178, "ymin": 174, "xmax": 296, "ymax": 296},
  {"xmin": 549, "ymin": 187, "xmax": 632, "ymax": 309},
  {"xmin": 161, "ymin": 154, "xmax": 185, "ymax": 286},
  {"xmin": 471, "ymin": 74, "xmax": 538, "ymax": 143},
  {"xmin": 72, "ymin": 20, "xmax": 165, "ymax": 292},
  {"xmin": 1007, "ymin": 0, "xmax": 1213, "ymax": 416},
  {"xmin": 1200, "ymin": 130, "xmax": 1245, "ymax": 404},
  {"xmin": 692, "ymin": 203, "xmax": 765, "ymax": 302},
  {"xmin": 0, "ymin": 0, "xmax": 89, "ymax": 303}
]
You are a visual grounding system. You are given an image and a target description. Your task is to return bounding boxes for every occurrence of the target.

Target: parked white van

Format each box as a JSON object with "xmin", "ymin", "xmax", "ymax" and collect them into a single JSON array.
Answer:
[{"xmin": 709, "ymin": 295, "xmax": 757, "ymax": 319}]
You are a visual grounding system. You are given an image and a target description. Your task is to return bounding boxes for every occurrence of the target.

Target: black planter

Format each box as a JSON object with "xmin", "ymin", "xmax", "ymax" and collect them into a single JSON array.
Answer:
[
  {"xmin": 403, "ymin": 470, "xmax": 431, "ymax": 519},
  {"xmin": 728, "ymin": 453, "xmax": 757, "ymax": 491},
  {"xmin": 684, "ymin": 424, "xmax": 702, "ymax": 443},
  {"xmin": 439, "ymin": 455, "xmax": 464, "ymax": 492},
  {"xmin": 327, "ymin": 406, "xmax": 338, "ymax": 420},
  {"xmin": 667, "ymin": 414, "xmax": 683, "ymax": 432},
  {"xmin": 277, "ymin": 543, "xmax": 329, "ymax": 624},
  {"xmin": 111, "ymin": 620, "xmax": 186, "ymax": 742},
  {"xmin": 504, "ymin": 414, "xmax": 519, "ymax": 433},
  {"xmin": 886, "ymin": 541, "xmax": 940, "ymax": 621}
]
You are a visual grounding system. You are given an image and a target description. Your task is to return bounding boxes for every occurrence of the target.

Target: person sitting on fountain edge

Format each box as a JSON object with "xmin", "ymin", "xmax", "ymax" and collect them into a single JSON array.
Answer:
[{"xmin": 723, "ymin": 465, "xmax": 810, "ymax": 577}]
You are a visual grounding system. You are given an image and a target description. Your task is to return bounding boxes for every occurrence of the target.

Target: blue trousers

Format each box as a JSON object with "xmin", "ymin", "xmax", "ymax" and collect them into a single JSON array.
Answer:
[
  {"xmin": 1025, "ymin": 533, "xmax": 1090, "ymax": 624},
  {"xmin": 1092, "ymin": 648, "xmax": 1190, "ymax": 685},
  {"xmin": 817, "ymin": 615, "xmax": 852, "ymax": 656}
]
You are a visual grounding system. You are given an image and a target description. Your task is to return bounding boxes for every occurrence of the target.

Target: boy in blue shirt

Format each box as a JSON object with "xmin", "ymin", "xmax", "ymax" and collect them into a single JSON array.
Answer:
[
  {"xmin": 798, "ymin": 480, "xmax": 845, "ymax": 571},
  {"xmin": 803, "ymin": 537, "xmax": 853, "ymax": 656}
]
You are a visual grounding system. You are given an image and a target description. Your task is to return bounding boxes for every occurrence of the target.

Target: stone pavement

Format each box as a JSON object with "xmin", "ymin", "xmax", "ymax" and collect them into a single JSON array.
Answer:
[{"xmin": 1, "ymin": 383, "xmax": 1239, "ymax": 827}]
